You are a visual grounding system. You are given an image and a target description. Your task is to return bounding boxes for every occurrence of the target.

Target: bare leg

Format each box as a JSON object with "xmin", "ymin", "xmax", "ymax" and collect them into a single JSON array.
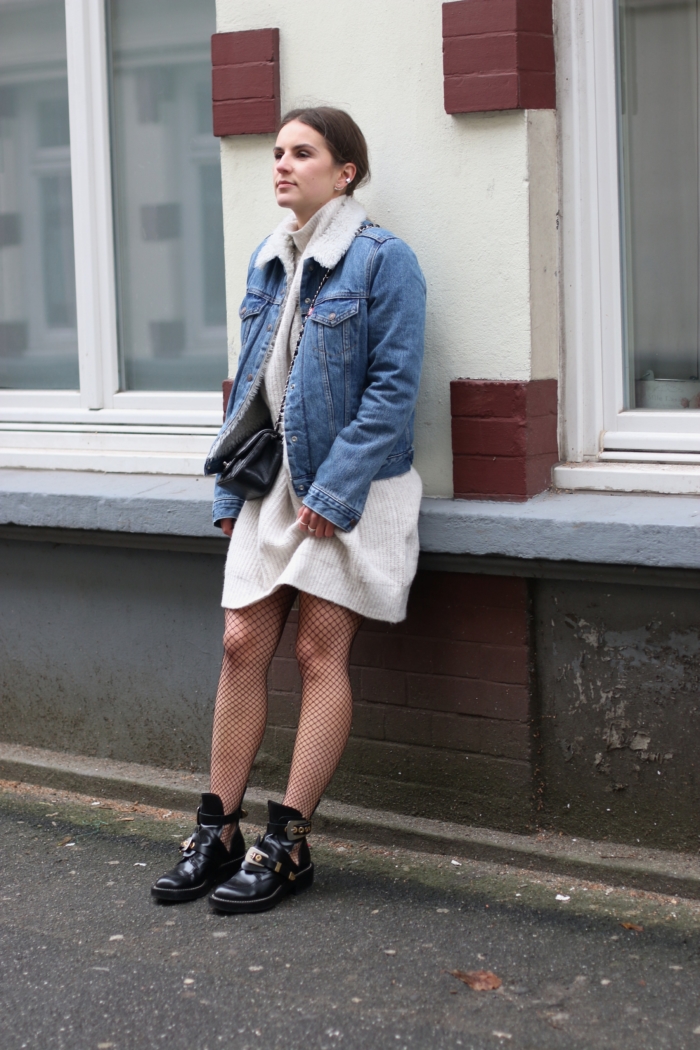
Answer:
[
  {"xmin": 210, "ymin": 586, "xmax": 297, "ymax": 843},
  {"xmin": 283, "ymin": 592, "xmax": 363, "ymax": 820}
]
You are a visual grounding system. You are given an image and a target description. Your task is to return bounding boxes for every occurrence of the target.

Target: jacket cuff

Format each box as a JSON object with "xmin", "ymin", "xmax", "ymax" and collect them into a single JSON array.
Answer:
[
  {"xmin": 212, "ymin": 495, "xmax": 244, "ymax": 528},
  {"xmin": 303, "ymin": 484, "xmax": 361, "ymax": 532}
]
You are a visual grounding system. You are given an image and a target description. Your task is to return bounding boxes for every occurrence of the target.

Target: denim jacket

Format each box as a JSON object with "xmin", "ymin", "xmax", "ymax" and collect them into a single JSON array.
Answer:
[{"xmin": 205, "ymin": 199, "xmax": 426, "ymax": 532}]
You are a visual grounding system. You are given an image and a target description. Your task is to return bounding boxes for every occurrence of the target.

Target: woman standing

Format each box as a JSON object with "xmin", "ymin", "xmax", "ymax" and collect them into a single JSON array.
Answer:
[{"xmin": 152, "ymin": 107, "xmax": 426, "ymax": 913}]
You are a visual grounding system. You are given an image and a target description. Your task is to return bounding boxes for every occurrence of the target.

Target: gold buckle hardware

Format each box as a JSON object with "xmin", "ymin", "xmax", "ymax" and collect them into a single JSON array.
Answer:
[{"xmin": 285, "ymin": 819, "xmax": 311, "ymax": 841}]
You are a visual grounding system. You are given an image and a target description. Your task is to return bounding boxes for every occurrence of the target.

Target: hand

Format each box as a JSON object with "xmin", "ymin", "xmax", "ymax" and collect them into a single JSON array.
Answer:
[
  {"xmin": 220, "ymin": 518, "xmax": 235, "ymax": 537},
  {"xmin": 296, "ymin": 505, "xmax": 335, "ymax": 538}
]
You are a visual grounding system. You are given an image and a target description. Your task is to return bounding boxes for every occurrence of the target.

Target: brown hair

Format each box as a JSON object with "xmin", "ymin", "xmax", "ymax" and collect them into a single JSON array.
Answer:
[{"xmin": 279, "ymin": 106, "xmax": 370, "ymax": 196}]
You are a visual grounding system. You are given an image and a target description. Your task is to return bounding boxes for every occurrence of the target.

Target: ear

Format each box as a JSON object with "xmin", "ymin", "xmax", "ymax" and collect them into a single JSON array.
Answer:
[{"xmin": 341, "ymin": 162, "xmax": 357, "ymax": 186}]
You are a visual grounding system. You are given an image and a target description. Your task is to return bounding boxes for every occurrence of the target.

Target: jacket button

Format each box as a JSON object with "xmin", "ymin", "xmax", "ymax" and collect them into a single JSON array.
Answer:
[
  {"xmin": 247, "ymin": 374, "xmax": 253, "ymax": 381},
  {"xmin": 304, "ymin": 297, "xmax": 311, "ymax": 304},
  {"xmin": 350, "ymin": 519, "xmax": 357, "ymax": 526},
  {"xmin": 267, "ymin": 325, "xmax": 272, "ymax": 331},
  {"xmin": 298, "ymin": 485, "xmax": 305, "ymax": 492},
  {"xmin": 291, "ymin": 436, "xmax": 297, "ymax": 442},
  {"xmin": 329, "ymin": 312, "xmax": 336, "ymax": 320},
  {"xmin": 241, "ymin": 307, "xmax": 247, "ymax": 315}
]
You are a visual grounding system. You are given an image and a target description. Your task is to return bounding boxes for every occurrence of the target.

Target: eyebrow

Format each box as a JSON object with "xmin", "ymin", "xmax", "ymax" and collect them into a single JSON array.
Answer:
[{"xmin": 273, "ymin": 143, "xmax": 319, "ymax": 153}]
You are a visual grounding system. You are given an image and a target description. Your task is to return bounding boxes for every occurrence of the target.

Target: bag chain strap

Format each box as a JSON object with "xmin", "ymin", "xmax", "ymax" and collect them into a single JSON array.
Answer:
[{"xmin": 274, "ymin": 221, "xmax": 379, "ymax": 436}]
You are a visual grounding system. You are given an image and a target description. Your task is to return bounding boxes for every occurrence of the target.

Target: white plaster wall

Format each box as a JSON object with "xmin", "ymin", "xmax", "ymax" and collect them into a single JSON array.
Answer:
[{"xmin": 216, "ymin": 0, "xmax": 533, "ymax": 497}]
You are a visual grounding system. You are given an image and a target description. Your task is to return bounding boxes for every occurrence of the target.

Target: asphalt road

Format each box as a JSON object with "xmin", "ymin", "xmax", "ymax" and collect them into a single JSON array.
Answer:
[{"xmin": 2, "ymin": 784, "xmax": 700, "ymax": 1050}]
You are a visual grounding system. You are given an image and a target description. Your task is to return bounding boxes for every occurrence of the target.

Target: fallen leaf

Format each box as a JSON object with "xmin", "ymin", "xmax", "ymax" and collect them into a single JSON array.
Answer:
[
  {"xmin": 384, "ymin": 949, "xmax": 396, "ymax": 956},
  {"xmin": 555, "ymin": 894, "xmax": 571, "ymax": 902},
  {"xmin": 447, "ymin": 969, "xmax": 502, "ymax": 991},
  {"xmin": 117, "ymin": 817, "xmax": 134, "ymax": 822},
  {"xmin": 491, "ymin": 1033, "xmax": 512, "ymax": 1041},
  {"xmin": 109, "ymin": 935, "xmax": 124, "ymax": 942},
  {"xmin": 56, "ymin": 835, "xmax": 72, "ymax": 847},
  {"xmin": 620, "ymin": 922, "xmax": 644, "ymax": 932}
]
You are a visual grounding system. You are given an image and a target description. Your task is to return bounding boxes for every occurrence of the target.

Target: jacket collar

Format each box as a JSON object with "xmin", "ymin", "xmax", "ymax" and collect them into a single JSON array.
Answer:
[{"xmin": 255, "ymin": 196, "xmax": 367, "ymax": 272}]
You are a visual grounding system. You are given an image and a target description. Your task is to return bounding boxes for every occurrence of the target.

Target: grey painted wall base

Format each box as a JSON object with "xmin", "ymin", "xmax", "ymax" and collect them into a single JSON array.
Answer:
[
  {"xmin": 3, "ymin": 526, "xmax": 700, "ymax": 847},
  {"xmin": 0, "ymin": 534, "xmax": 531, "ymax": 832},
  {"xmin": 535, "ymin": 579, "xmax": 700, "ymax": 851}
]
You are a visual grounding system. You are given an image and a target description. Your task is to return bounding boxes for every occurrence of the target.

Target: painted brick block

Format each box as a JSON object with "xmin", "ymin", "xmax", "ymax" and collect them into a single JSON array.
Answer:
[
  {"xmin": 223, "ymin": 379, "xmax": 233, "ymax": 418},
  {"xmin": 443, "ymin": 0, "xmax": 555, "ymax": 113},
  {"xmin": 351, "ymin": 701, "xmax": 386, "ymax": 741},
  {"xmin": 431, "ymin": 712, "xmax": 531, "ymax": 760},
  {"xmin": 443, "ymin": 0, "xmax": 554, "ymax": 36},
  {"xmin": 360, "ymin": 666, "xmax": 407, "ymax": 706},
  {"xmin": 451, "ymin": 379, "xmax": 558, "ymax": 501},
  {"xmin": 384, "ymin": 706, "xmax": 433, "ymax": 747},
  {"xmin": 211, "ymin": 28, "xmax": 280, "ymax": 136},
  {"xmin": 407, "ymin": 674, "xmax": 530, "ymax": 720}
]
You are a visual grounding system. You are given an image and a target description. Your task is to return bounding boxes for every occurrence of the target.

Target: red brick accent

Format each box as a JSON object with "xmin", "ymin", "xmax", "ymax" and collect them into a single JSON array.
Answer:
[
  {"xmin": 211, "ymin": 28, "xmax": 280, "ymax": 136},
  {"xmin": 267, "ymin": 571, "xmax": 533, "ymax": 764},
  {"xmin": 451, "ymin": 379, "xmax": 558, "ymax": 501},
  {"xmin": 442, "ymin": 0, "xmax": 555, "ymax": 114},
  {"xmin": 223, "ymin": 379, "xmax": 233, "ymax": 418}
]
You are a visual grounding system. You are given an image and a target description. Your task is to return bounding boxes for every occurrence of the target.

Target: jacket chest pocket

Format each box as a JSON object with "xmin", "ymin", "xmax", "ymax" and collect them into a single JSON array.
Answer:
[
  {"xmin": 308, "ymin": 298, "xmax": 360, "ymax": 356},
  {"xmin": 239, "ymin": 293, "xmax": 270, "ymax": 352}
]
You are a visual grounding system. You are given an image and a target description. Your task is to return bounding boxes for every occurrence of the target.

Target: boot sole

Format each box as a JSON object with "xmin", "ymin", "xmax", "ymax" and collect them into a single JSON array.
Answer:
[
  {"xmin": 151, "ymin": 855, "xmax": 245, "ymax": 903},
  {"xmin": 209, "ymin": 864, "xmax": 314, "ymax": 914}
]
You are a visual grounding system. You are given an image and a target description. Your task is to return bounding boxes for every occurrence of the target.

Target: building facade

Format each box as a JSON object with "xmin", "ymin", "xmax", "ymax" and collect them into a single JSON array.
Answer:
[{"xmin": 1, "ymin": 0, "xmax": 699, "ymax": 849}]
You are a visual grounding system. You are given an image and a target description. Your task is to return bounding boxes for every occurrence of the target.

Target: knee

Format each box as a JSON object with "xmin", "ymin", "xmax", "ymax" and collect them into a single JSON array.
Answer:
[
  {"xmin": 222, "ymin": 618, "xmax": 259, "ymax": 664},
  {"xmin": 295, "ymin": 628, "xmax": 332, "ymax": 677}
]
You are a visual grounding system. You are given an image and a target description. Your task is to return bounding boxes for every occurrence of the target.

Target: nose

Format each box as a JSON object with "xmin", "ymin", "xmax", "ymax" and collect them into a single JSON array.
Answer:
[{"xmin": 275, "ymin": 151, "xmax": 291, "ymax": 174}]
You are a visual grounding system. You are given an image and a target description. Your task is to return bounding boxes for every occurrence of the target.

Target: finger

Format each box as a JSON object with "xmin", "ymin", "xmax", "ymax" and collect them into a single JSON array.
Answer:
[
  {"xmin": 319, "ymin": 517, "xmax": 335, "ymax": 538},
  {"xmin": 297, "ymin": 506, "xmax": 312, "ymax": 529},
  {"xmin": 306, "ymin": 512, "xmax": 321, "ymax": 536}
]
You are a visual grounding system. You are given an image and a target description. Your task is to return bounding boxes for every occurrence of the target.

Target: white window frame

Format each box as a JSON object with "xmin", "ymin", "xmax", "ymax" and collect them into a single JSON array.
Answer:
[
  {"xmin": 0, "ymin": 0, "xmax": 223, "ymax": 475},
  {"xmin": 555, "ymin": 0, "xmax": 700, "ymax": 494}
]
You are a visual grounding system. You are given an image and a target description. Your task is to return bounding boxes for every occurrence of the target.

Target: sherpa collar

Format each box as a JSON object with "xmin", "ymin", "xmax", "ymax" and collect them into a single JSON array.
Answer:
[{"xmin": 255, "ymin": 196, "xmax": 367, "ymax": 273}]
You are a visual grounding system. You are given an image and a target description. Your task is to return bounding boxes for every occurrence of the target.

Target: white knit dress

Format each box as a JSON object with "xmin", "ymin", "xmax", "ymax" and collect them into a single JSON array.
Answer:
[{"xmin": 221, "ymin": 197, "xmax": 423, "ymax": 624}]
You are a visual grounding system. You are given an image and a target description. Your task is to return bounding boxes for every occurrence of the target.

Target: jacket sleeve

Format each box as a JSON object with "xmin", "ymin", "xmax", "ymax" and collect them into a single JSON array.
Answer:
[
  {"xmin": 302, "ymin": 237, "xmax": 426, "ymax": 531},
  {"xmin": 212, "ymin": 482, "xmax": 245, "ymax": 528}
]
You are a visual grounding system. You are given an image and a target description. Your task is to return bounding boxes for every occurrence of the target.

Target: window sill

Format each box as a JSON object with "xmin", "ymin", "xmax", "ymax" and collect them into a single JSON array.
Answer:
[{"xmin": 554, "ymin": 461, "xmax": 700, "ymax": 495}]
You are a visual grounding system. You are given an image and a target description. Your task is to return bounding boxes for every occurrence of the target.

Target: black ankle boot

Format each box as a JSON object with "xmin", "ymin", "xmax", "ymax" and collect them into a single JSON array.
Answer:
[
  {"xmin": 209, "ymin": 800, "xmax": 314, "ymax": 914},
  {"xmin": 151, "ymin": 793, "xmax": 246, "ymax": 902}
]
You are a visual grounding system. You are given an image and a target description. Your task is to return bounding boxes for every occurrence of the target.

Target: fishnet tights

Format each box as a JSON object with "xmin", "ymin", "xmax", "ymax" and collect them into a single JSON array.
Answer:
[{"xmin": 210, "ymin": 588, "xmax": 362, "ymax": 846}]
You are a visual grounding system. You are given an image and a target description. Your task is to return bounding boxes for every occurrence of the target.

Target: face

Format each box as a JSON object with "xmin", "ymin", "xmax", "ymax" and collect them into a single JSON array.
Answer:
[{"xmin": 273, "ymin": 120, "xmax": 356, "ymax": 226}]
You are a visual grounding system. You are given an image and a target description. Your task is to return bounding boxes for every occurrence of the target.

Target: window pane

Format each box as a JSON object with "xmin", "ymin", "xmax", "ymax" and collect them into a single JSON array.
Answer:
[
  {"xmin": 0, "ymin": 0, "xmax": 78, "ymax": 390},
  {"xmin": 109, "ymin": 0, "xmax": 227, "ymax": 392},
  {"xmin": 617, "ymin": 0, "xmax": 700, "ymax": 410}
]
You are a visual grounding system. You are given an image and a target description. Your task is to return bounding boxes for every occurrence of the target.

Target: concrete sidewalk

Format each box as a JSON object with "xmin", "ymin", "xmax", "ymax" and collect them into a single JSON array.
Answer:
[
  {"xmin": 2, "ymin": 778, "xmax": 700, "ymax": 1050},
  {"xmin": 3, "ymin": 742, "xmax": 700, "ymax": 901}
]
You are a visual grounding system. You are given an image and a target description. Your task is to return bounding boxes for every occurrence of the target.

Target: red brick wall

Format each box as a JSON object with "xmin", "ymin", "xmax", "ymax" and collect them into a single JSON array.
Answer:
[
  {"xmin": 451, "ymin": 378, "xmax": 558, "ymax": 501},
  {"xmin": 443, "ymin": 0, "xmax": 556, "ymax": 114},
  {"xmin": 268, "ymin": 571, "xmax": 532, "ymax": 766},
  {"xmin": 211, "ymin": 28, "xmax": 280, "ymax": 136}
]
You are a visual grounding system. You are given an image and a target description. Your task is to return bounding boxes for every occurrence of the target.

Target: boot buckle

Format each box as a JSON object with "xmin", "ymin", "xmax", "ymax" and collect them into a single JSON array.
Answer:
[{"xmin": 285, "ymin": 819, "xmax": 311, "ymax": 841}]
